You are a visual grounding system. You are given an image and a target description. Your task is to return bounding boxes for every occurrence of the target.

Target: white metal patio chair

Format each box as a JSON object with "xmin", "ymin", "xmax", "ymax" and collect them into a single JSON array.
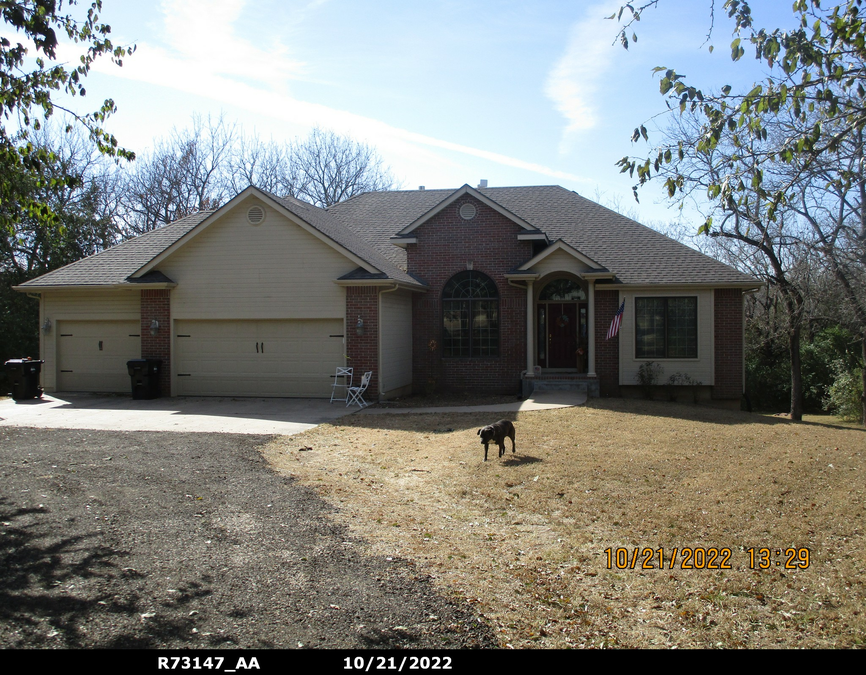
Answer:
[
  {"xmin": 346, "ymin": 371, "xmax": 373, "ymax": 408},
  {"xmin": 329, "ymin": 366, "xmax": 353, "ymax": 403}
]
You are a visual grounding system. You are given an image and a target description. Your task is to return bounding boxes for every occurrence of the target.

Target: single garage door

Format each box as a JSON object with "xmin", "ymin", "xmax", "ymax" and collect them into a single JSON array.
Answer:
[
  {"xmin": 174, "ymin": 319, "xmax": 345, "ymax": 397},
  {"xmin": 57, "ymin": 320, "xmax": 142, "ymax": 392}
]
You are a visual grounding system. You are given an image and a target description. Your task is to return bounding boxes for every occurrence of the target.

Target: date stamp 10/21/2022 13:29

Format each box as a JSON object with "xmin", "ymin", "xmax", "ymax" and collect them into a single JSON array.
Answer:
[{"xmin": 604, "ymin": 547, "xmax": 811, "ymax": 571}]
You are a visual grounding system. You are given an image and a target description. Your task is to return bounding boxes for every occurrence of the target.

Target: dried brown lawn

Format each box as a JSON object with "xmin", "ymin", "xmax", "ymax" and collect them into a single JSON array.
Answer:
[{"xmin": 263, "ymin": 398, "xmax": 865, "ymax": 649}]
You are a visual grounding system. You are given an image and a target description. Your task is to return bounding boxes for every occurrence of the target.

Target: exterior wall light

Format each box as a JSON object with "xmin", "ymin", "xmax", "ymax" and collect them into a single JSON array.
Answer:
[
  {"xmin": 42, "ymin": 318, "xmax": 52, "ymax": 334},
  {"xmin": 356, "ymin": 316, "xmax": 364, "ymax": 336},
  {"xmin": 150, "ymin": 319, "xmax": 160, "ymax": 336}
]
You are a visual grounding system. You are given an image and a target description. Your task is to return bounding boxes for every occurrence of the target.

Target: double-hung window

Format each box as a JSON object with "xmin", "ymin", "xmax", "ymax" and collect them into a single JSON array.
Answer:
[
  {"xmin": 442, "ymin": 271, "xmax": 499, "ymax": 357},
  {"xmin": 635, "ymin": 297, "xmax": 697, "ymax": 359}
]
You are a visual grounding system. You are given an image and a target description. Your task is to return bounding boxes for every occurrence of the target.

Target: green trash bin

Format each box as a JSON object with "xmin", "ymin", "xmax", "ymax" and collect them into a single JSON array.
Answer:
[
  {"xmin": 127, "ymin": 359, "xmax": 162, "ymax": 400},
  {"xmin": 4, "ymin": 359, "xmax": 44, "ymax": 401}
]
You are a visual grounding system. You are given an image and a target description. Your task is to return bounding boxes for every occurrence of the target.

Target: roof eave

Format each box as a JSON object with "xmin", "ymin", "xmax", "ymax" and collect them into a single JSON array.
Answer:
[
  {"xmin": 594, "ymin": 281, "xmax": 763, "ymax": 289},
  {"xmin": 12, "ymin": 281, "xmax": 178, "ymax": 293},
  {"xmin": 333, "ymin": 279, "xmax": 428, "ymax": 292}
]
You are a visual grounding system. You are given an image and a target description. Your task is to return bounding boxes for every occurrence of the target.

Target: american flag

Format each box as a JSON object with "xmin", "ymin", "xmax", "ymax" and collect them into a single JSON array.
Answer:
[{"xmin": 606, "ymin": 300, "xmax": 625, "ymax": 340}]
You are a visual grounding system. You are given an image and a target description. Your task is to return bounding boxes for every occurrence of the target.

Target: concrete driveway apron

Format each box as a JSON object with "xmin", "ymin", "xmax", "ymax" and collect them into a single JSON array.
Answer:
[{"xmin": 0, "ymin": 393, "xmax": 358, "ymax": 435}]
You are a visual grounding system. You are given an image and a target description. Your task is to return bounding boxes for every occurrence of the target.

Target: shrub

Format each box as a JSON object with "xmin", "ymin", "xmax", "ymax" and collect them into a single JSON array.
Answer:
[
  {"xmin": 667, "ymin": 372, "xmax": 702, "ymax": 403},
  {"xmin": 823, "ymin": 360, "xmax": 864, "ymax": 423},
  {"xmin": 636, "ymin": 362, "xmax": 664, "ymax": 399}
]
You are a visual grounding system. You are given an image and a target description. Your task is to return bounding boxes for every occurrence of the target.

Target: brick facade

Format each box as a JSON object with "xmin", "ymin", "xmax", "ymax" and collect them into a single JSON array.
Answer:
[
  {"xmin": 346, "ymin": 286, "xmax": 380, "ymax": 397},
  {"xmin": 713, "ymin": 288, "xmax": 743, "ymax": 400},
  {"xmin": 408, "ymin": 196, "xmax": 531, "ymax": 395},
  {"xmin": 140, "ymin": 289, "xmax": 171, "ymax": 396},
  {"xmin": 594, "ymin": 290, "xmax": 621, "ymax": 397}
]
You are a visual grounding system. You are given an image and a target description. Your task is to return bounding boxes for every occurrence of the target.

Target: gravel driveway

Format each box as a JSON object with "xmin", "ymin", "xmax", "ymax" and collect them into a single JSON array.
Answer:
[{"xmin": 0, "ymin": 427, "xmax": 496, "ymax": 649}]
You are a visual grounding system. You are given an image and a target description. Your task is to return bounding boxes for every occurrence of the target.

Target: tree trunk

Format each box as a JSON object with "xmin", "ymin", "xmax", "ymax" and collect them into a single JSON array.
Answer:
[
  {"xmin": 861, "ymin": 329, "xmax": 866, "ymax": 426},
  {"xmin": 789, "ymin": 322, "xmax": 803, "ymax": 421}
]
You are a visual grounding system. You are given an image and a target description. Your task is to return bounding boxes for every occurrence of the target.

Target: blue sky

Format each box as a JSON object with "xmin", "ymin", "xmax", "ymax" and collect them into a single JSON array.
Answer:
[{"xmin": 51, "ymin": 0, "xmax": 796, "ymax": 225}]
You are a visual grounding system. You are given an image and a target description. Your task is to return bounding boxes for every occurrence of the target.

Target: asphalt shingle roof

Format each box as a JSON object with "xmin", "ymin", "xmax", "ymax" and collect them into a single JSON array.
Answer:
[
  {"xmin": 265, "ymin": 193, "xmax": 420, "ymax": 286},
  {"xmin": 330, "ymin": 185, "xmax": 757, "ymax": 286},
  {"xmin": 17, "ymin": 185, "xmax": 756, "ymax": 289},
  {"xmin": 17, "ymin": 212, "xmax": 212, "ymax": 288}
]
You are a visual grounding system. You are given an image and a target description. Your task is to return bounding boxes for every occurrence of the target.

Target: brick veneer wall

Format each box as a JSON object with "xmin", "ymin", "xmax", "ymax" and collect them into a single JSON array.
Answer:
[
  {"xmin": 140, "ymin": 289, "xmax": 171, "ymax": 396},
  {"xmin": 346, "ymin": 286, "xmax": 379, "ymax": 397},
  {"xmin": 407, "ymin": 196, "xmax": 532, "ymax": 395},
  {"xmin": 594, "ymin": 290, "xmax": 621, "ymax": 397},
  {"xmin": 713, "ymin": 288, "xmax": 743, "ymax": 400}
]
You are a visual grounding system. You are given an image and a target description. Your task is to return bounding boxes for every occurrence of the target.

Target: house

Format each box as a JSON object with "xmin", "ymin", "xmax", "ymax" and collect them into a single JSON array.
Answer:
[{"xmin": 15, "ymin": 184, "xmax": 758, "ymax": 404}]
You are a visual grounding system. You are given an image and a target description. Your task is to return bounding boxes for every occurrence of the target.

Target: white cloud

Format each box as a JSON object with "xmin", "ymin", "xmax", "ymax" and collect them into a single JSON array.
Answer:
[
  {"xmin": 71, "ymin": 0, "xmax": 588, "ymax": 184},
  {"xmin": 156, "ymin": 0, "xmax": 305, "ymax": 85},
  {"xmin": 52, "ymin": 0, "xmax": 591, "ymax": 186},
  {"xmin": 545, "ymin": 2, "xmax": 620, "ymax": 140}
]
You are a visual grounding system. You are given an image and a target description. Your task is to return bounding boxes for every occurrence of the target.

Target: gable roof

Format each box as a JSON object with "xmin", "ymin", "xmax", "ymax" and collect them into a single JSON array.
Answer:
[
  {"xmin": 394, "ymin": 184, "xmax": 540, "ymax": 236},
  {"xmin": 16, "ymin": 187, "xmax": 423, "ymax": 290},
  {"xmin": 16, "ymin": 184, "xmax": 757, "ymax": 291},
  {"xmin": 330, "ymin": 185, "xmax": 758, "ymax": 286}
]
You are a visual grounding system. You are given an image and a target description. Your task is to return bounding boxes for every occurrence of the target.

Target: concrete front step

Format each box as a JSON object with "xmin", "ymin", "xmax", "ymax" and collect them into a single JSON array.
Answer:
[{"xmin": 522, "ymin": 374, "xmax": 599, "ymax": 398}]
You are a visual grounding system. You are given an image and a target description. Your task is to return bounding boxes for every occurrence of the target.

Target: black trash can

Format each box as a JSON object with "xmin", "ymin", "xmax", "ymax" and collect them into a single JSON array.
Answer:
[
  {"xmin": 127, "ymin": 359, "xmax": 162, "ymax": 400},
  {"xmin": 4, "ymin": 359, "xmax": 44, "ymax": 401}
]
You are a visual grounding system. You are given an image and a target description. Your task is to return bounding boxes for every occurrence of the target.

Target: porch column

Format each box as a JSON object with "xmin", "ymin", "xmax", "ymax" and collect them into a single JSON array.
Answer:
[
  {"xmin": 526, "ymin": 280, "xmax": 534, "ymax": 372},
  {"xmin": 587, "ymin": 280, "xmax": 596, "ymax": 377}
]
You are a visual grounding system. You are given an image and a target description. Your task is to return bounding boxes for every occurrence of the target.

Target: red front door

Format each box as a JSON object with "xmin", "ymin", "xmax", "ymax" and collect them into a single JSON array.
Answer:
[{"xmin": 547, "ymin": 303, "xmax": 578, "ymax": 368}]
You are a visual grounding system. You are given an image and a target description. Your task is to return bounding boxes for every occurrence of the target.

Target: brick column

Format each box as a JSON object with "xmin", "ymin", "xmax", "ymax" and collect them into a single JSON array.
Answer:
[
  {"xmin": 346, "ymin": 286, "xmax": 379, "ymax": 398},
  {"xmin": 141, "ymin": 289, "xmax": 171, "ymax": 397},
  {"xmin": 713, "ymin": 288, "xmax": 743, "ymax": 400},
  {"xmin": 594, "ymin": 290, "xmax": 621, "ymax": 397}
]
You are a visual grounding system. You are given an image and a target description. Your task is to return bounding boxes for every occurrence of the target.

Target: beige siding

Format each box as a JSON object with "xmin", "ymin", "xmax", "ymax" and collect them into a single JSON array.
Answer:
[
  {"xmin": 379, "ymin": 289, "xmax": 413, "ymax": 397},
  {"xmin": 159, "ymin": 199, "xmax": 353, "ymax": 320},
  {"xmin": 40, "ymin": 290, "xmax": 141, "ymax": 391},
  {"xmin": 532, "ymin": 249, "xmax": 594, "ymax": 277},
  {"xmin": 617, "ymin": 289, "xmax": 714, "ymax": 386}
]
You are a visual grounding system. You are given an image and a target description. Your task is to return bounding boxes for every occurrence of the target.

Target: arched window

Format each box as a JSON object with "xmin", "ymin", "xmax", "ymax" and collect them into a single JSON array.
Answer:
[
  {"xmin": 539, "ymin": 278, "xmax": 586, "ymax": 301},
  {"xmin": 442, "ymin": 271, "xmax": 499, "ymax": 357}
]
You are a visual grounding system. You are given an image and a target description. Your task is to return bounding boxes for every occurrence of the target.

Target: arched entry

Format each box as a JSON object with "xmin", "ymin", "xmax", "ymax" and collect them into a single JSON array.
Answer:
[{"xmin": 537, "ymin": 278, "xmax": 588, "ymax": 371}]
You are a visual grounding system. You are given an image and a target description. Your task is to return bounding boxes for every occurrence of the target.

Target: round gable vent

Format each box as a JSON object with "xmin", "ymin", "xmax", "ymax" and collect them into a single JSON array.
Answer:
[
  {"xmin": 459, "ymin": 203, "xmax": 477, "ymax": 220},
  {"xmin": 247, "ymin": 205, "xmax": 266, "ymax": 225}
]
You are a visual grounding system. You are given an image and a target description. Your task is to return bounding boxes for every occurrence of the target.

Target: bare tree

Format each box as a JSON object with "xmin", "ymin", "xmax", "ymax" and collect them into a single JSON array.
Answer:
[
  {"xmin": 117, "ymin": 115, "xmax": 237, "ymax": 235},
  {"xmin": 229, "ymin": 134, "xmax": 290, "ymax": 196},
  {"xmin": 788, "ymin": 125, "xmax": 866, "ymax": 422},
  {"xmin": 2, "ymin": 124, "xmax": 122, "ymax": 275},
  {"xmin": 658, "ymin": 111, "xmax": 813, "ymax": 418},
  {"xmin": 284, "ymin": 128, "xmax": 398, "ymax": 207},
  {"xmin": 116, "ymin": 121, "xmax": 398, "ymax": 235}
]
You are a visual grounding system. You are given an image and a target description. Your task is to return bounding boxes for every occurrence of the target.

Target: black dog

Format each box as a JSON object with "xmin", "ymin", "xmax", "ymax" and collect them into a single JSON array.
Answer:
[{"xmin": 477, "ymin": 420, "xmax": 516, "ymax": 461}]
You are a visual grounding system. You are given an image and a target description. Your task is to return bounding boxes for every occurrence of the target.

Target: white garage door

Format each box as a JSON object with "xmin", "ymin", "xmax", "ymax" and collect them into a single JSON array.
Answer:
[
  {"xmin": 174, "ymin": 319, "xmax": 346, "ymax": 397},
  {"xmin": 57, "ymin": 320, "xmax": 142, "ymax": 392}
]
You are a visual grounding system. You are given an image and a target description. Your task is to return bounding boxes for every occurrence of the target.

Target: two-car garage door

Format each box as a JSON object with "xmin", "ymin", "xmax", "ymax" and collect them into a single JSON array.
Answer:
[{"xmin": 174, "ymin": 319, "xmax": 345, "ymax": 397}]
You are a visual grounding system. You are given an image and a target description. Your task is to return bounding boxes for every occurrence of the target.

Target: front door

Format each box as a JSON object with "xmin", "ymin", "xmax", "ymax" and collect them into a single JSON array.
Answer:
[
  {"xmin": 537, "ymin": 302, "xmax": 589, "ymax": 369},
  {"xmin": 546, "ymin": 303, "xmax": 577, "ymax": 368}
]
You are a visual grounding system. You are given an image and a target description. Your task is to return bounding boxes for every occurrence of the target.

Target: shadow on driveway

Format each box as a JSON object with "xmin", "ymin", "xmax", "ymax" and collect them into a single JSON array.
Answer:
[{"xmin": 0, "ymin": 427, "xmax": 497, "ymax": 649}]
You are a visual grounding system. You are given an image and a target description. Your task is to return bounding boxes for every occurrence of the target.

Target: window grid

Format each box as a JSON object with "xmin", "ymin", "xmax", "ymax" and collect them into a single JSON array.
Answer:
[
  {"xmin": 635, "ymin": 297, "xmax": 697, "ymax": 359},
  {"xmin": 442, "ymin": 272, "xmax": 499, "ymax": 358}
]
